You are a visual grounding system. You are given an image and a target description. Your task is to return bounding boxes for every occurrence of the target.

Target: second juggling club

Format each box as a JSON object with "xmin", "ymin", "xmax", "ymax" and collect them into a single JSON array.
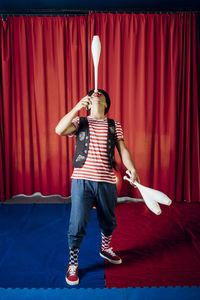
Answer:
[{"xmin": 124, "ymin": 170, "xmax": 172, "ymax": 215}]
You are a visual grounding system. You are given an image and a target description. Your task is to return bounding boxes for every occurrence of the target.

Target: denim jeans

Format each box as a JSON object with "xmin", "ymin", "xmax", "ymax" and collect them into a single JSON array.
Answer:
[{"xmin": 68, "ymin": 179, "xmax": 118, "ymax": 249}]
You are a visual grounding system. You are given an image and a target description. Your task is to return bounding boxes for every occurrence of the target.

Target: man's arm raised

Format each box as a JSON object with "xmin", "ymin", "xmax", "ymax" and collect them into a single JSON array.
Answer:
[{"xmin": 55, "ymin": 96, "xmax": 92, "ymax": 136}]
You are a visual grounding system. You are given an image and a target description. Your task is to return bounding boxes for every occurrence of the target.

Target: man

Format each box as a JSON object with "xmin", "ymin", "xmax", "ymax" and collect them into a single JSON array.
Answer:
[{"xmin": 55, "ymin": 89, "xmax": 140, "ymax": 285}]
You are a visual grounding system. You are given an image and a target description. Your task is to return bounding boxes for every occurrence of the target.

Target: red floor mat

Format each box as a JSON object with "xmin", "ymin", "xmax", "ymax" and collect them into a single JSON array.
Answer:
[{"xmin": 105, "ymin": 201, "xmax": 200, "ymax": 288}]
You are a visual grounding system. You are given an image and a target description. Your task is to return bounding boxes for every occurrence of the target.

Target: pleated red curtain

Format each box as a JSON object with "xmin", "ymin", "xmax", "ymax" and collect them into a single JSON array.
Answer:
[
  {"xmin": 0, "ymin": 16, "xmax": 88, "ymax": 199},
  {"xmin": 0, "ymin": 13, "xmax": 199, "ymax": 202},
  {"xmin": 88, "ymin": 13, "xmax": 200, "ymax": 202}
]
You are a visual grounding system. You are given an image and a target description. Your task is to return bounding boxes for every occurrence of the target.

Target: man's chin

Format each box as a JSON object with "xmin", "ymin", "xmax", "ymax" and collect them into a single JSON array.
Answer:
[{"xmin": 92, "ymin": 98, "xmax": 101, "ymax": 103}]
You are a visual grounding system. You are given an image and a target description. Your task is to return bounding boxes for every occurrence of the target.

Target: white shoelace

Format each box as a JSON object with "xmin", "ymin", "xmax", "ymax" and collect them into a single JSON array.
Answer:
[
  {"xmin": 68, "ymin": 265, "xmax": 78, "ymax": 276},
  {"xmin": 104, "ymin": 247, "xmax": 115, "ymax": 256}
]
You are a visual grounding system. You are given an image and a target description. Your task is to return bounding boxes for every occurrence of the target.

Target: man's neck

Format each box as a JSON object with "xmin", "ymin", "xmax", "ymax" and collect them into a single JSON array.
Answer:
[{"xmin": 90, "ymin": 106, "xmax": 105, "ymax": 120}]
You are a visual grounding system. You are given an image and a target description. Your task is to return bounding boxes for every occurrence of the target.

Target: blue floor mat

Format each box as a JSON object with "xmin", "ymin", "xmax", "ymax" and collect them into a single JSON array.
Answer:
[
  {"xmin": 0, "ymin": 204, "xmax": 105, "ymax": 288},
  {"xmin": 0, "ymin": 287, "xmax": 200, "ymax": 300}
]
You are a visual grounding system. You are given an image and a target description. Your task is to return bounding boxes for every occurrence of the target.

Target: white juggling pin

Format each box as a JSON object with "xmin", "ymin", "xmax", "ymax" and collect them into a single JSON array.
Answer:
[
  {"xmin": 123, "ymin": 170, "xmax": 172, "ymax": 215},
  {"xmin": 91, "ymin": 35, "xmax": 101, "ymax": 92},
  {"xmin": 123, "ymin": 175, "xmax": 162, "ymax": 215}
]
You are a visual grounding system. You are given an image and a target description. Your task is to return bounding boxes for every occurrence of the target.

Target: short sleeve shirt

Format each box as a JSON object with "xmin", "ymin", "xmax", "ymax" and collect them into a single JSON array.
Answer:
[{"xmin": 69, "ymin": 116, "xmax": 124, "ymax": 184}]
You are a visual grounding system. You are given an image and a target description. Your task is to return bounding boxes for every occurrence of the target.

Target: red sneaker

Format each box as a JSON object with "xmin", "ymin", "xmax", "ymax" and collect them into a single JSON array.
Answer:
[
  {"xmin": 100, "ymin": 247, "xmax": 122, "ymax": 264},
  {"xmin": 65, "ymin": 264, "xmax": 79, "ymax": 285}
]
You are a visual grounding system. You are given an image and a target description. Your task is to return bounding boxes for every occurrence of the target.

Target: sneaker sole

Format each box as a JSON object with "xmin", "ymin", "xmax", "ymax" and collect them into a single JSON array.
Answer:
[
  {"xmin": 100, "ymin": 252, "xmax": 122, "ymax": 264},
  {"xmin": 65, "ymin": 277, "xmax": 79, "ymax": 285}
]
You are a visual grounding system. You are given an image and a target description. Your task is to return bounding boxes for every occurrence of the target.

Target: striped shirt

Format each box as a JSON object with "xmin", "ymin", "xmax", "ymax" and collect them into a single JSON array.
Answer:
[{"xmin": 69, "ymin": 116, "xmax": 124, "ymax": 184}]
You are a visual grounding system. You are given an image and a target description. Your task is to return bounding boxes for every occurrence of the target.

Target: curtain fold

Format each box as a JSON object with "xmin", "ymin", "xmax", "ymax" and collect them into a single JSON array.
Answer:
[
  {"xmin": 0, "ymin": 13, "xmax": 199, "ymax": 202},
  {"xmin": 88, "ymin": 13, "xmax": 200, "ymax": 202},
  {"xmin": 0, "ymin": 16, "xmax": 88, "ymax": 199}
]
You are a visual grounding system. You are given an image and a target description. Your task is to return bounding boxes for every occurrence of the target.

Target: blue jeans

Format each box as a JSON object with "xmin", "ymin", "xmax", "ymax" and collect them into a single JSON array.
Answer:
[{"xmin": 68, "ymin": 179, "xmax": 118, "ymax": 249}]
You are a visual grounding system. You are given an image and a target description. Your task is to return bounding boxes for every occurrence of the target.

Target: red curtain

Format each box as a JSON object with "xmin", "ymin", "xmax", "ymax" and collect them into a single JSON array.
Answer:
[{"xmin": 0, "ymin": 13, "xmax": 199, "ymax": 202}]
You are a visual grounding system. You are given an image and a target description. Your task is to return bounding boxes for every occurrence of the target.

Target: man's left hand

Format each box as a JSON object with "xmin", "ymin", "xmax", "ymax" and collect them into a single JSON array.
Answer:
[{"xmin": 128, "ymin": 169, "xmax": 140, "ymax": 188}]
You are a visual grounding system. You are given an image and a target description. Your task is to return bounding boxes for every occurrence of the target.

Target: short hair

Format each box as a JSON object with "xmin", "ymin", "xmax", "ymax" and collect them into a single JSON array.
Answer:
[{"xmin": 87, "ymin": 89, "xmax": 111, "ymax": 115}]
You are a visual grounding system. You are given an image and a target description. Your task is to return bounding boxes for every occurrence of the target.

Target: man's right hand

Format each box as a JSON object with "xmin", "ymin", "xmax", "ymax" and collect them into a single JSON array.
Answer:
[
  {"xmin": 75, "ymin": 95, "xmax": 92, "ymax": 112},
  {"xmin": 56, "ymin": 95, "xmax": 92, "ymax": 136}
]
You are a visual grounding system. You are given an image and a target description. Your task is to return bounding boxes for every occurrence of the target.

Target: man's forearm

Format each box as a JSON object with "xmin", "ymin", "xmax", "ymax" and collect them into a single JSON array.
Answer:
[
  {"xmin": 55, "ymin": 95, "xmax": 92, "ymax": 135},
  {"xmin": 55, "ymin": 106, "xmax": 78, "ymax": 135},
  {"xmin": 120, "ymin": 147, "xmax": 136, "ymax": 172},
  {"xmin": 116, "ymin": 139, "xmax": 140, "ymax": 183}
]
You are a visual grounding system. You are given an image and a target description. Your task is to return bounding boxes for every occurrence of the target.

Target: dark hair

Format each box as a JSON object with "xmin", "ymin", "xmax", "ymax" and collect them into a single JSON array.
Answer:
[{"xmin": 87, "ymin": 89, "xmax": 111, "ymax": 115}]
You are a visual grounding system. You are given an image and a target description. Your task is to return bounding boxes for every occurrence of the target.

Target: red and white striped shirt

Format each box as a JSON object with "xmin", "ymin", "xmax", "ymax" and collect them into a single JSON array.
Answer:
[{"xmin": 69, "ymin": 116, "xmax": 124, "ymax": 184}]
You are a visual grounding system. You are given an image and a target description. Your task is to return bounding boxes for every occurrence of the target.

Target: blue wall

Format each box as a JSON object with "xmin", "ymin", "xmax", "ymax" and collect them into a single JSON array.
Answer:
[{"xmin": 0, "ymin": 0, "xmax": 200, "ymax": 11}]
